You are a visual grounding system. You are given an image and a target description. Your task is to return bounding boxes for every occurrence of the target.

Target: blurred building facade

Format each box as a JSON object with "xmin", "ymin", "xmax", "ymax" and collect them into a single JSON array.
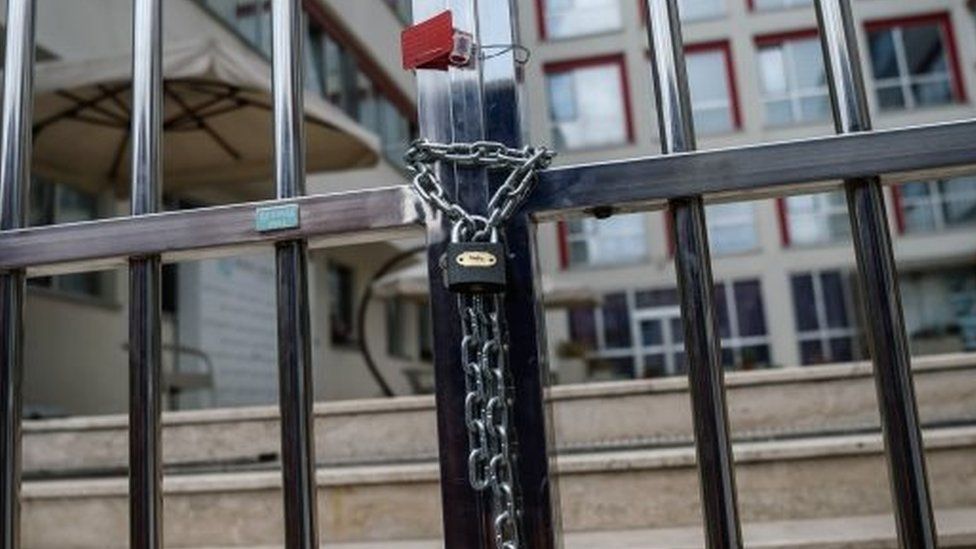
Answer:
[
  {"xmin": 16, "ymin": 0, "xmax": 976, "ymax": 416},
  {"xmin": 522, "ymin": 0, "xmax": 976, "ymax": 384}
]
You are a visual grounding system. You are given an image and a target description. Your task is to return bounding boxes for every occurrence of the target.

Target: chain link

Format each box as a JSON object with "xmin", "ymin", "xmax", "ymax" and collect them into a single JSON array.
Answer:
[
  {"xmin": 406, "ymin": 140, "xmax": 554, "ymax": 549},
  {"xmin": 405, "ymin": 139, "xmax": 554, "ymax": 242}
]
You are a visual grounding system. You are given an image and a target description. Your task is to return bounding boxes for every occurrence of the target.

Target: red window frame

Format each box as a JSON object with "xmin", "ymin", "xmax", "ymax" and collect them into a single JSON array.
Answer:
[
  {"xmin": 543, "ymin": 53, "xmax": 637, "ymax": 147},
  {"xmin": 685, "ymin": 40, "xmax": 743, "ymax": 131},
  {"xmin": 536, "ymin": 0, "xmax": 628, "ymax": 41},
  {"xmin": 863, "ymin": 12, "xmax": 967, "ymax": 105},
  {"xmin": 548, "ymin": 54, "xmax": 635, "ymax": 269}
]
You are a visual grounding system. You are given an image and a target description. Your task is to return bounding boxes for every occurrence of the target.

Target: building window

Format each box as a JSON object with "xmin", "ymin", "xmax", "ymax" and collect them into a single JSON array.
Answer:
[
  {"xmin": 685, "ymin": 42, "xmax": 740, "ymax": 135},
  {"xmin": 901, "ymin": 268, "xmax": 976, "ymax": 354},
  {"xmin": 568, "ymin": 281, "xmax": 771, "ymax": 381},
  {"xmin": 750, "ymin": 0, "xmax": 811, "ymax": 11},
  {"xmin": 545, "ymin": 55, "xmax": 632, "ymax": 150},
  {"xmin": 564, "ymin": 214, "xmax": 648, "ymax": 267},
  {"xmin": 28, "ymin": 179, "xmax": 106, "ymax": 299},
  {"xmin": 782, "ymin": 191, "xmax": 850, "ymax": 246},
  {"xmin": 328, "ymin": 262, "xmax": 356, "ymax": 346},
  {"xmin": 756, "ymin": 32, "xmax": 830, "ymax": 127},
  {"xmin": 707, "ymin": 203, "xmax": 758, "ymax": 255},
  {"xmin": 678, "ymin": 0, "xmax": 725, "ymax": 21},
  {"xmin": 418, "ymin": 301, "xmax": 433, "ymax": 361},
  {"xmin": 897, "ymin": 176, "xmax": 976, "ymax": 233},
  {"xmin": 790, "ymin": 270, "xmax": 862, "ymax": 365},
  {"xmin": 540, "ymin": 0, "xmax": 623, "ymax": 40},
  {"xmin": 866, "ymin": 14, "xmax": 963, "ymax": 111}
]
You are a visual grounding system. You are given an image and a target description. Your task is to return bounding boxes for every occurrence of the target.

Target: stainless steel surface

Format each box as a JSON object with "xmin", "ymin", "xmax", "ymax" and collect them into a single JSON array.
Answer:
[
  {"xmin": 0, "ymin": 2, "xmax": 35, "ymax": 548},
  {"xmin": 271, "ymin": 0, "xmax": 318, "ymax": 547},
  {"xmin": 413, "ymin": 0, "xmax": 494, "ymax": 544},
  {"xmin": 530, "ymin": 119, "xmax": 976, "ymax": 219},
  {"xmin": 646, "ymin": 1, "xmax": 742, "ymax": 547},
  {"xmin": 0, "ymin": 188, "xmax": 422, "ymax": 276},
  {"xmin": 815, "ymin": 1, "xmax": 937, "ymax": 547},
  {"xmin": 128, "ymin": 1, "xmax": 164, "ymax": 547}
]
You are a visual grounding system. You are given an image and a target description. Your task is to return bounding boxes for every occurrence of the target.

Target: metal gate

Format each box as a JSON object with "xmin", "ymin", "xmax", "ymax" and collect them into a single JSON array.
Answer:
[{"xmin": 1, "ymin": 0, "xmax": 972, "ymax": 547}]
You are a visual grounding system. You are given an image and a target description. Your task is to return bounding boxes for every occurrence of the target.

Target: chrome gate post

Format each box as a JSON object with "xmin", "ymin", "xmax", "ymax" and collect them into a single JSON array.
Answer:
[
  {"xmin": 270, "ymin": 1, "xmax": 319, "ymax": 548},
  {"xmin": 0, "ymin": 2, "xmax": 36, "ymax": 548},
  {"xmin": 129, "ymin": 0, "xmax": 164, "ymax": 547},
  {"xmin": 412, "ymin": 0, "xmax": 559, "ymax": 547},
  {"xmin": 644, "ymin": 1, "xmax": 743, "ymax": 547},
  {"xmin": 814, "ymin": 1, "xmax": 937, "ymax": 547},
  {"xmin": 479, "ymin": 1, "xmax": 561, "ymax": 547}
]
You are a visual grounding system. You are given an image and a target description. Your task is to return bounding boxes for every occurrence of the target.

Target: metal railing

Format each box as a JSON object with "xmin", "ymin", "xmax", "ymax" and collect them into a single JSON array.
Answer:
[{"xmin": 0, "ymin": 0, "xmax": 967, "ymax": 547}]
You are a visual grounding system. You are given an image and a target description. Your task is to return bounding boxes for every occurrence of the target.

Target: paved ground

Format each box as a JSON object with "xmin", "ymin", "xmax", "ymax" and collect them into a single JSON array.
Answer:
[{"xmin": 200, "ymin": 507, "xmax": 976, "ymax": 548}]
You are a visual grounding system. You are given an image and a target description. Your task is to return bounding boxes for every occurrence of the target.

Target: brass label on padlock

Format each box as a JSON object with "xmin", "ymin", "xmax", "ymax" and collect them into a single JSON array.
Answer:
[{"xmin": 456, "ymin": 251, "xmax": 498, "ymax": 267}]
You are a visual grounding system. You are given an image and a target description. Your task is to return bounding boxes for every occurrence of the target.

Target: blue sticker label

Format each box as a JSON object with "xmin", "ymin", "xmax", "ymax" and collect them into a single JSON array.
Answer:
[{"xmin": 255, "ymin": 204, "xmax": 300, "ymax": 232}]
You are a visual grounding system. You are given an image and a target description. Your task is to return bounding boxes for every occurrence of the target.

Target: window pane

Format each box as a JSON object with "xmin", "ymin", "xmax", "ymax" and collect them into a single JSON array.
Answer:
[
  {"xmin": 670, "ymin": 317, "xmax": 684, "ymax": 345},
  {"xmin": 734, "ymin": 280, "xmax": 767, "ymax": 337},
  {"xmin": 573, "ymin": 214, "xmax": 647, "ymax": 266},
  {"xmin": 640, "ymin": 319, "xmax": 663, "ymax": 346},
  {"xmin": 547, "ymin": 63, "xmax": 628, "ymax": 150},
  {"xmin": 643, "ymin": 354, "xmax": 667, "ymax": 378},
  {"xmin": 568, "ymin": 307, "xmax": 598, "ymax": 347},
  {"xmin": 546, "ymin": 0, "xmax": 623, "ymax": 39},
  {"xmin": 800, "ymin": 339, "xmax": 826, "ymax": 365},
  {"xmin": 868, "ymin": 29, "xmax": 900, "ymax": 79},
  {"xmin": 687, "ymin": 49, "xmax": 734, "ymax": 134},
  {"xmin": 328, "ymin": 263, "xmax": 355, "ymax": 345},
  {"xmin": 901, "ymin": 182, "xmax": 937, "ymax": 232},
  {"xmin": 877, "ymin": 85, "xmax": 906, "ymax": 110},
  {"xmin": 791, "ymin": 274, "xmax": 819, "ymax": 331},
  {"xmin": 792, "ymin": 39, "xmax": 827, "ymax": 90},
  {"xmin": 903, "ymin": 25, "xmax": 947, "ymax": 76},
  {"xmin": 913, "ymin": 80, "xmax": 953, "ymax": 107},
  {"xmin": 829, "ymin": 337, "xmax": 855, "ymax": 362},
  {"xmin": 57, "ymin": 186, "xmax": 97, "ymax": 223},
  {"xmin": 635, "ymin": 288, "xmax": 678, "ymax": 309},
  {"xmin": 758, "ymin": 47, "xmax": 788, "ymax": 95},
  {"xmin": 707, "ymin": 203, "xmax": 757, "ymax": 255},
  {"xmin": 602, "ymin": 293, "xmax": 632, "ymax": 348},
  {"xmin": 820, "ymin": 271, "xmax": 850, "ymax": 329},
  {"xmin": 941, "ymin": 177, "xmax": 976, "ymax": 227},
  {"xmin": 679, "ymin": 0, "xmax": 724, "ymax": 20},
  {"xmin": 740, "ymin": 345, "xmax": 771, "ymax": 368}
]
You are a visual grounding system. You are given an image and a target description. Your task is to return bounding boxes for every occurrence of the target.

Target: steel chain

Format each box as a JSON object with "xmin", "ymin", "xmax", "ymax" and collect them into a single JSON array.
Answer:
[{"xmin": 406, "ymin": 140, "xmax": 554, "ymax": 549}]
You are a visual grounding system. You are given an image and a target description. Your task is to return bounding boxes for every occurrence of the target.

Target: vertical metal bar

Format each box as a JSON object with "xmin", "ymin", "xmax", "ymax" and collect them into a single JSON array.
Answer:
[
  {"xmin": 644, "ymin": 1, "xmax": 743, "ymax": 547},
  {"xmin": 412, "ymin": 0, "xmax": 493, "ymax": 545},
  {"xmin": 271, "ymin": 1, "xmax": 319, "ymax": 548},
  {"xmin": 128, "ymin": 0, "xmax": 163, "ymax": 548},
  {"xmin": 814, "ymin": 2, "xmax": 937, "ymax": 547},
  {"xmin": 479, "ymin": 1, "xmax": 561, "ymax": 548},
  {"xmin": 0, "ymin": 2, "xmax": 35, "ymax": 549}
]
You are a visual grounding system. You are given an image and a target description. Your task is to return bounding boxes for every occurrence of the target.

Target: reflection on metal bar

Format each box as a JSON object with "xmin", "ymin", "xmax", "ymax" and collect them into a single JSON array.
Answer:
[
  {"xmin": 479, "ymin": 1, "xmax": 561, "ymax": 547},
  {"xmin": 815, "ymin": 1, "xmax": 937, "ymax": 547},
  {"xmin": 530, "ymin": 119, "xmax": 976, "ymax": 218},
  {"xmin": 128, "ymin": 1, "xmax": 164, "ymax": 548},
  {"xmin": 0, "ymin": 188, "xmax": 421, "ymax": 276},
  {"xmin": 2, "ymin": 118, "xmax": 976, "ymax": 276},
  {"xmin": 645, "ymin": 1, "xmax": 743, "ymax": 547},
  {"xmin": 271, "ymin": 0, "xmax": 319, "ymax": 547},
  {"xmin": 413, "ymin": 0, "xmax": 494, "ymax": 545},
  {"xmin": 0, "ymin": 1, "xmax": 36, "ymax": 548}
]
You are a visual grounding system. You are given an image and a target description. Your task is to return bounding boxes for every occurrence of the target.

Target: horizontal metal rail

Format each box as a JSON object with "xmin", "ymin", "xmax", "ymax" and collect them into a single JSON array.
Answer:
[
  {"xmin": 1, "ymin": 118, "xmax": 975, "ymax": 275},
  {"xmin": 0, "ymin": 186, "xmax": 421, "ymax": 275}
]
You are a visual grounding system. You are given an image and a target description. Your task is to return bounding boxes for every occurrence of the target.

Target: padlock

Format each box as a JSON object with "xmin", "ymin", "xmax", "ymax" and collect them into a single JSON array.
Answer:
[{"xmin": 445, "ymin": 227, "xmax": 507, "ymax": 294}]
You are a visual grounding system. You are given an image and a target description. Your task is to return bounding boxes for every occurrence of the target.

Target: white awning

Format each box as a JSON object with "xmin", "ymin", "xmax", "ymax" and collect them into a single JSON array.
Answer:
[{"xmin": 32, "ymin": 39, "xmax": 380, "ymax": 197}]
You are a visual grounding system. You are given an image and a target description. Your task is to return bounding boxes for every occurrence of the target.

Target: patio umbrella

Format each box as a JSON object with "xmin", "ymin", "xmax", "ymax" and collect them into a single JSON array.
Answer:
[{"xmin": 31, "ymin": 39, "xmax": 380, "ymax": 200}]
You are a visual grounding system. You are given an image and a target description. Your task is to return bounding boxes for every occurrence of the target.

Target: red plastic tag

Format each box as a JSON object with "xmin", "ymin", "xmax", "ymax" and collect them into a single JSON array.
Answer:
[{"xmin": 401, "ymin": 11, "xmax": 472, "ymax": 71}]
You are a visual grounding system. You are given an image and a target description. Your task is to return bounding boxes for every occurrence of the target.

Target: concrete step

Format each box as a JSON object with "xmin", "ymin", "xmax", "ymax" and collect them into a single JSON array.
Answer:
[
  {"xmin": 21, "ymin": 426, "xmax": 976, "ymax": 548},
  {"xmin": 190, "ymin": 507, "xmax": 976, "ymax": 548},
  {"xmin": 22, "ymin": 353, "xmax": 976, "ymax": 477}
]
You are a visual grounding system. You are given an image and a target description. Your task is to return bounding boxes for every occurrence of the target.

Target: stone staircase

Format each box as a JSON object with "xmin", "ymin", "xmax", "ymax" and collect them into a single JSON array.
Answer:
[{"xmin": 20, "ymin": 354, "xmax": 976, "ymax": 548}]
